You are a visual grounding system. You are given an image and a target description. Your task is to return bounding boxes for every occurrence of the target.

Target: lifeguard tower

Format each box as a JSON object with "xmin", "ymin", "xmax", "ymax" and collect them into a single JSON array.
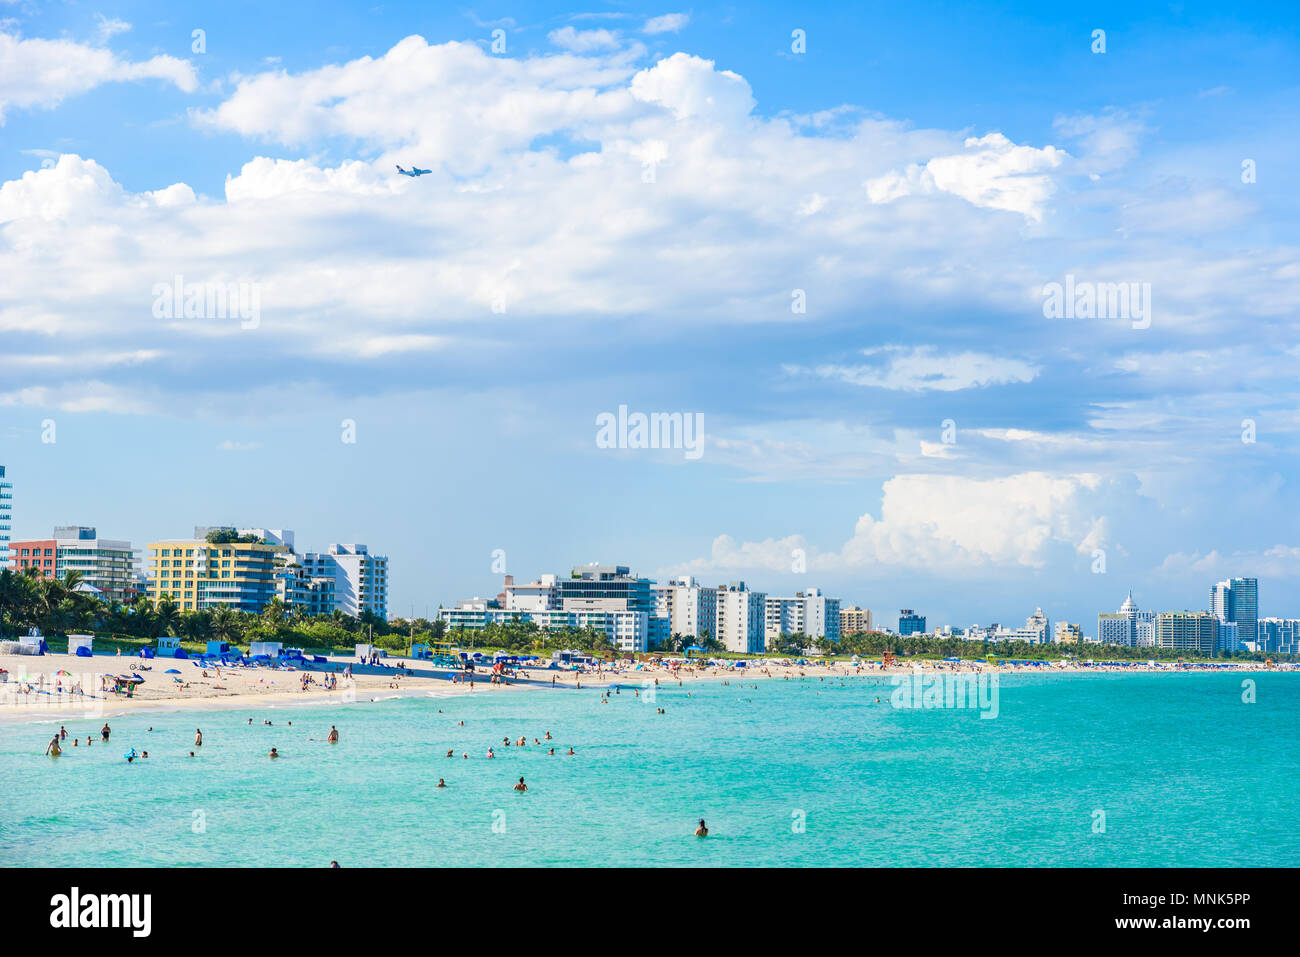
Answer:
[
  {"xmin": 429, "ymin": 639, "xmax": 463, "ymax": 669},
  {"xmin": 685, "ymin": 645, "xmax": 706, "ymax": 662}
]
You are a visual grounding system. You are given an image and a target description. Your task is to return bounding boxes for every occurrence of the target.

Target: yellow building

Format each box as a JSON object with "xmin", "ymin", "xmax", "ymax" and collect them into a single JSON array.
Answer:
[
  {"xmin": 841, "ymin": 605, "xmax": 872, "ymax": 634},
  {"xmin": 147, "ymin": 535, "xmax": 287, "ymax": 612}
]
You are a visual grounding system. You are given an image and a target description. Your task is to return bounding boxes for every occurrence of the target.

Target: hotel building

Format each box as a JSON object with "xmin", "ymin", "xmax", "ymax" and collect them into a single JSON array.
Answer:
[
  {"xmin": 0, "ymin": 465, "xmax": 11, "ymax": 568},
  {"xmin": 1098, "ymin": 591, "xmax": 1156, "ymax": 647},
  {"xmin": 1259, "ymin": 618, "xmax": 1300, "ymax": 654},
  {"xmin": 1154, "ymin": 611, "xmax": 1219, "ymax": 656},
  {"xmin": 840, "ymin": 606, "xmax": 872, "ymax": 634},
  {"xmin": 716, "ymin": 582, "xmax": 767, "ymax": 653},
  {"xmin": 9, "ymin": 526, "xmax": 139, "ymax": 601},
  {"xmin": 764, "ymin": 588, "xmax": 841, "ymax": 647},
  {"xmin": 1209, "ymin": 577, "xmax": 1258, "ymax": 650},
  {"xmin": 440, "ymin": 564, "xmax": 654, "ymax": 653},
  {"xmin": 899, "ymin": 609, "xmax": 926, "ymax": 636},
  {"xmin": 1054, "ymin": 621, "xmax": 1083, "ymax": 643},
  {"xmin": 651, "ymin": 576, "xmax": 719, "ymax": 642},
  {"xmin": 297, "ymin": 544, "xmax": 388, "ymax": 619},
  {"xmin": 146, "ymin": 528, "xmax": 287, "ymax": 612}
]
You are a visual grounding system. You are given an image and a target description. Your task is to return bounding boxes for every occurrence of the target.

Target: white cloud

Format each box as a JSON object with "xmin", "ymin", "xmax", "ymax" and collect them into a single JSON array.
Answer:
[
  {"xmin": 628, "ymin": 52, "xmax": 753, "ymax": 121},
  {"xmin": 643, "ymin": 13, "xmax": 690, "ymax": 34},
  {"xmin": 785, "ymin": 346, "xmax": 1039, "ymax": 392},
  {"xmin": 668, "ymin": 472, "xmax": 1109, "ymax": 575},
  {"xmin": 548, "ymin": 26, "xmax": 622, "ymax": 53},
  {"xmin": 865, "ymin": 132, "xmax": 1067, "ymax": 221},
  {"xmin": 94, "ymin": 15, "xmax": 132, "ymax": 44},
  {"xmin": 0, "ymin": 29, "xmax": 197, "ymax": 122}
]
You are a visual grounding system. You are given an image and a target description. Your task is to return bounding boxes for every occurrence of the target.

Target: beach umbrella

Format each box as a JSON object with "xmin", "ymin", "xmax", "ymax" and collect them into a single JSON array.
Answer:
[
  {"xmin": 55, "ymin": 669, "xmax": 72, "ymax": 676},
  {"xmin": 164, "ymin": 669, "xmax": 181, "ymax": 674}
]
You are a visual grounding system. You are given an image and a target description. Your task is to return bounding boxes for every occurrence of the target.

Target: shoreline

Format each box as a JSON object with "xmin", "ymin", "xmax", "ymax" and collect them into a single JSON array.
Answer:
[{"xmin": 2, "ymin": 650, "xmax": 1293, "ymax": 725}]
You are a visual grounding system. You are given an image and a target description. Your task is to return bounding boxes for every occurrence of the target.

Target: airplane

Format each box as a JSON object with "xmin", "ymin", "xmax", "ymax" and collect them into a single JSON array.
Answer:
[{"xmin": 396, "ymin": 165, "xmax": 431, "ymax": 177}]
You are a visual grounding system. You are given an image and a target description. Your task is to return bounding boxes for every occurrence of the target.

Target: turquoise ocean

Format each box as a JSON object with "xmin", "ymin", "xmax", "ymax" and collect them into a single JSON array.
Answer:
[{"xmin": 2, "ymin": 672, "xmax": 1297, "ymax": 867}]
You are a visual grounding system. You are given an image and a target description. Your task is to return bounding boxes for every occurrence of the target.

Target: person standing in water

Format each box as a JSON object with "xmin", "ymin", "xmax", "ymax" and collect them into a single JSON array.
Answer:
[
  {"xmin": 195, "ymin": 729, "xmax": 203, "ymax": 747},
  {"xmin": 695, "ymin": 819, "xmax": 708, "ymax": 837},
  {"xmin": 46, "ymin": 735, "xmax": 62, "ymax": 757},
  {"xmin": 328, "ymin": 726, "xmax": 339, "ymax": 743},
  {"xmin": 513, "ymin": 777, "xmax": 528, "ymax": 792},
  {"xmin": 100, "ymin": 723, "xmax": 111, "ymax": 742}
]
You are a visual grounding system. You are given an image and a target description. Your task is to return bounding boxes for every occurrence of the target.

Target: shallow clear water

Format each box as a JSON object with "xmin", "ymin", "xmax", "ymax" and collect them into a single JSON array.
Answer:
[{"xmin": 2, "ymin": 672, "xmax": 1297, "ymax": 866}]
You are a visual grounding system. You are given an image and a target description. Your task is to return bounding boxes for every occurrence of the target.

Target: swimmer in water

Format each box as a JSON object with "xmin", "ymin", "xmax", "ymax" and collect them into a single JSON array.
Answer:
[
  {"xmin": 487, "ymin": 748, "xmax": 495, "ymax": 758},
  {"xmin": 269, "ymin": 748, "xmax": 280, "ymax": 759},
  {"xmin": 437, "ymin": 778, "xmax": 446, "ymax": 788},
  {"xmin": 446, "ymin": 749, "xmax": 454, "ymax": 758},
  {"xmin": 513, "ymin": 777, "xmax": 528, "ymax": 792},
  {"xmin": 548, "ymin": 748, "xmax": 555, "ymax": 755},
  {"xmin": 567, "ymin": 747, "xmax": 575, "ymax": 755},
  {"xmin": 695, "ymin": 819, "xmax": 708, "ymax": 837}
]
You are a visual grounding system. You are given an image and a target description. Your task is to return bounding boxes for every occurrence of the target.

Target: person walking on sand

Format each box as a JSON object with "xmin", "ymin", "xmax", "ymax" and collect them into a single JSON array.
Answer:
[
  {"xmin": 695, "ymin": 819, "xmax": 708, "ymax": 837},
  {"xmin": 513, "ymin": 777, "xmax": 528, "ymax": 792}
]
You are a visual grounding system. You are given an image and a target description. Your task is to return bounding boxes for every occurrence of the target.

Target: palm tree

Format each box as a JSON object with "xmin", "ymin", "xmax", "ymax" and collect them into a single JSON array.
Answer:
[
  {"xmin": 211, "ymin": 605, "xmax": 239, "ymax": 643},
  {"xmin": 155, "ymin": 598, "xmax": 181, "ymax": 637},
  {"xmin": 180, "ymin": 610, "xmax": 213, "ymax": 644}
]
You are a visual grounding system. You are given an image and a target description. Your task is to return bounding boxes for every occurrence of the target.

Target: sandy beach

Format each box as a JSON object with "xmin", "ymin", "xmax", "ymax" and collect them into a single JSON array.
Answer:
[{"xmin": 0, "ymin": 649, "xmax": 1289, "ymax": 722}]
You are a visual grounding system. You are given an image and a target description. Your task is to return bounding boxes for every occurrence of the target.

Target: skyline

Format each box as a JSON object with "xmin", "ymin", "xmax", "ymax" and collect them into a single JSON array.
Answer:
[
  {"xmin": 2, "ymin": 2, "xmax": 1300, "ymax": 630},
  {"xmin": 0, "ymin": 491, "xmax": 1285, "ymax": 641}
]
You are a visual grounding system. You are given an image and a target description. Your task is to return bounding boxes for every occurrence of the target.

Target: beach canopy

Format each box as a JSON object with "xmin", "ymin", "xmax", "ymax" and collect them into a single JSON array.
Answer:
[
  {"xmin": 75, "ymin": 646, "xmax": 93, "ymax": 658},
  {"xmin": 164, "ymin": 668, "xmax": 181, "ymax": 674}
]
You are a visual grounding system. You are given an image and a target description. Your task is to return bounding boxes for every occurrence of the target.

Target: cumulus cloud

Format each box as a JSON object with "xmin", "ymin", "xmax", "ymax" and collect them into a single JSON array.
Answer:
[
  {"xmin": 668, "ymin": 472, "xmax": 1110, "ymax": 574},
  {"xmin": 865, "ymin": 132, "xmax": 1067, "ymax": 220},
  {"xmin": 0, "ymin": 29, "xmax": 197, "ymax": 122},
  {"xmin": 628, "ymin": 52, "xmax": 754, "ymax": 121}
]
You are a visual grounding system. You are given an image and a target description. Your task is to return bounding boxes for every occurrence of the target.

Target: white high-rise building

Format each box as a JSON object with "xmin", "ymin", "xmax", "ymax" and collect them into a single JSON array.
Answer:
[
  {"xmin": 764, "ymin": 588, "xmax": 841, "ymax": 647},
  {"xmin": 299, "ymin": 544, "xmax": 388, "ymax": 618},
  {"xmin": 0, "ymin": 465, "xmax": 10, "ymax": 569},
  {"xmin": 652, "ymin": 576, "xmax": 719, "ymax": 642},
  {"xmin": 1098, "ymin": 590, "xmax": 1154, "ymax": 647},
  {"xmin": 716, "ymin": 582, "xmax": 766, "ymax": 654}
]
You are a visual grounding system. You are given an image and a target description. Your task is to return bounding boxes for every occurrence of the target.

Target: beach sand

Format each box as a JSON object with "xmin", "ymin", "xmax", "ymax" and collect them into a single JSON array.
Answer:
[{"xmin": 0, "ymin": 650, "xmax": 1284, "ymax": 721}]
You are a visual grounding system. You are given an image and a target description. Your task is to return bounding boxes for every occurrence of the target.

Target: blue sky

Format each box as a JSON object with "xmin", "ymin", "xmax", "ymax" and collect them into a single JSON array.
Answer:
[{"xmin": 2, "ymin": 1, "xmax": 1298, "ymax": 631}]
